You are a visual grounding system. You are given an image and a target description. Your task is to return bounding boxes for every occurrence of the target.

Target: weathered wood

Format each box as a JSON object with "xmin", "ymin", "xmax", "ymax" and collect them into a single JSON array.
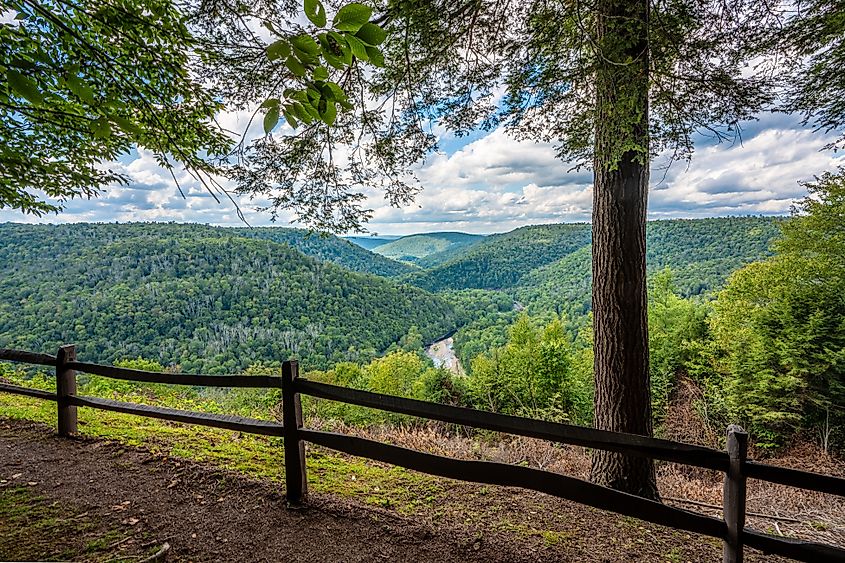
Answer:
[
  {"xmin": 5, "ymin": 346, "xmax": 845, "ymax": 561},
  {"xmin": 745, "ymin": 461, "xmax": 845, "ymax": 497},
  {"xmin": 0, "ymin": 382, "xmax": 58, "ymax": 401},
  {"xmin": 723, "ymin": 425, "xmax": 748, "ymax": 563},
  {"xmin": 70, "ymin": 395, "xmax": 284, "ymax": 436},
  {"xmin": 743, "ymin": 528, "xmax": 845, "ymax": 562},
  {"xmin": 56, "ymin": 345, "xmax": 77, "ymax": 437},
  {"xmin": 300, "ymin": 428, "xmax": 726, "ymax": 538},
  {"xmin": 0, "ymin": 348, "xmax": 57, "ymax": 366},
  {"xmin": 67, "ymin": 361, "xmax": 281, "ymax": 389},
  {"xmin": 282, "ymin": 360, "xmax": 307, "ymax": 504},
  {"xmin": 295, "ymin": 379, "xmax": 729, "ymax": 471}
]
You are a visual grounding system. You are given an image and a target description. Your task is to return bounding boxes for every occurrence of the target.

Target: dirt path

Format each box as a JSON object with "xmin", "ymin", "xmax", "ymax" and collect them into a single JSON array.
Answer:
[{"xmin": 0, "ymin": 418, "xmax": 782, "ymax": 562}]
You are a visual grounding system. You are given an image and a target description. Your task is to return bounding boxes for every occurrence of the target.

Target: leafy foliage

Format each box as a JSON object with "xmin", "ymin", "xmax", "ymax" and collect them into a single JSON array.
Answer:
[
  {"xmin": 306, "ymin": 350, "xmax": 461, "ymax": 424},
  {"xmin": 467, "ymin": 315, "xmax": 592, "ymax": 424},
  {"xmin": 406, "ymin": 224, "xmax": 593, "ymax": 292},
  {"xmin": 647, "ymin": 269, "xmax": 710, "ymax": 422},
  {"xmin": 0, "ymin": 223, "xmax": 458, "ymax": 372},
  {"xmin": 515, "ymin": 217, "xmax": 783, "ymax": 319},
  {"xmin": 706, "ymin": 171, "xmax": 845, "ymax": 450},
  {"xmin": 0, "ymin": 0, "xmax": 231, "ymax": 215},
  {"xmin": 240, "ymin": 227, "xmax": 413, "ymax": 277},
  {"xmin": 767, "ymin": 0, "xmax": 845, "ymax": 150}
]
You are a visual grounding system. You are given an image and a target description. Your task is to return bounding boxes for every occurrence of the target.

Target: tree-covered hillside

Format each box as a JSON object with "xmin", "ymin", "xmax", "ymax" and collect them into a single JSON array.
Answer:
[
  {"xmin": 372, "ymin": 232, "xmax": 485, "ymax": 267},
  {"xmin": 405, "ymin": 224, "xmax": 593, "ymax": 291},
  {"xmin": 241, "ymin": 228, "xmax": 413, "ymax": 277},
  {"xmin": 515, "ymin": 217, "xmax": 783, "ymax": 317},
  {"xmin": 0, "ymin": 224, "xmax": 456, "ymax": 372},
  {"xmin": 0, "ymin": 223, "xmax": 412, "ymax": 278}
]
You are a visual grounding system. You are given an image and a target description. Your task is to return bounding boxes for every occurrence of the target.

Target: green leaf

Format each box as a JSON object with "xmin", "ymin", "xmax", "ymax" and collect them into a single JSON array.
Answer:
[
  {"xmin": 355, "ymin": 22, "xmax": 386, "ymax": 46},
  {"xmin": 267, "ymin": 40, "xmax": 291, "ymax": 61},
  {"xmin": 264, "ymin": 106, "xmax": 280, "ymax": 133},
  {"xmin": 283, "ymin": 110, "xmax": 299, "ymax": 129},
  {"xmin": 7, "ymin": 69, "xmax": 43, "ymax": 105},
  {"xmin": 312, "ymin": 65, "xmax": 329, "ymax": 81},
  {"xmin": 333, "ymin": 3, "xmax": 372, "ymax": 33},
  {"xmin": 325, "ymin": 82, "xmax": 348, "ymax": 102},
  {"xmin": 321, "ymin": 32, "xmax": 351, "ymax": 69},
  {"xmin": 304, "ymin": 0, "xmax": 327, "ymax": 27},
  {"xmin": 261, "ymin": 98, "xmax": 281, "ymax": 109},
  {"xmin": 92, "ymin": 116, "xmax": 111, "ymax": 138},
  {"xmin": 306, "ymin": 86, "xmax": 321, "ymax": 102},
  {"xmin": 291, "ymin": 34, "xmax": 321, "ymax": 56},
  {"xmin": 328, "ymin": 31, "xmax": 353, "ymax": 65},
  {"xmin": 320, "ymin": 98, "xmax": 337, "ymax": 126},
  {"xmin": 321, "ymin": 50, "xmax": 345, "ymax": 70},
  {"xmin": 285, "ymin": 56, "xmax": 307, "ymax": 77},
  {"xmin": 112, "ymin": 116, "xmax": 142, "ymax": 136},
  {"xmin": 290, "ymin": 102, "xmax": 314, "ymax": 124},
  {"xmin": 302, "ymin": 99, "xmax": 321, "ymax": 120},
  {"xmin": 365, "ymin": 46, "xmax": 385, "ymax": 67},
  {"xmin": 65, "ymin": 75, "xmax": 95, "ymax": 104},
  {"xmin": 344, "ymin": 34, "xmax": 369, "ymax": 61}
]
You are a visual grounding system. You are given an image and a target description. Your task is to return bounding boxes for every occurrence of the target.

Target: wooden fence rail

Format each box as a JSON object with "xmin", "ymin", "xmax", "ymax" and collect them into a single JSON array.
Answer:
[{"xmin": 1, "ymin": 347, "xmax": 844, "ymax": 563}]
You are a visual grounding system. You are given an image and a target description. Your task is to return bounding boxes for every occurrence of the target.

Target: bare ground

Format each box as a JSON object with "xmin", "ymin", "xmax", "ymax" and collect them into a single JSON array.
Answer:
[{"xmin": 0, "ymin": 418, "xmax": 799, "ymax": 563}]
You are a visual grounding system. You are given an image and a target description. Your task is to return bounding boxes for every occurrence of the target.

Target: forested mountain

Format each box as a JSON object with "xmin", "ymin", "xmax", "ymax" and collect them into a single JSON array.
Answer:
[
  {"xmin": 405, "ymin": 224, "xmax": 593, "ymax": 291},
  {"xmin": 241, "ymin": 228, "xmax": 413, "ymax": 277},
  {"xmin": 0, "ymin": 224, "xmax": 456, "ymax": 372},
  {"xmin": 515, "ymin": 217, "xmax": 783, "ymax": 317},
  {"xmin": 372, "ymin": 232, "xmax": 485, "ymax": 267},
  {"xmin": 0, "ymin": 223, "xmax": 412, "ymax": 278}
]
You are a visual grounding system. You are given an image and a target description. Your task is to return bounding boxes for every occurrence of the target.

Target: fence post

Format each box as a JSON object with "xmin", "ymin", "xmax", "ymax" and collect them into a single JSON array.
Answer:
[
  {"xmin": 723, "ymin": 424, "xmax": 748, "ymax": 563},
  {"xmin": 56, "ymin": 345, "xmax": 77, "ymax": 437},
  {"xmin": 281, "ymin": 360, "xmax": 307, "ymax": 505}
]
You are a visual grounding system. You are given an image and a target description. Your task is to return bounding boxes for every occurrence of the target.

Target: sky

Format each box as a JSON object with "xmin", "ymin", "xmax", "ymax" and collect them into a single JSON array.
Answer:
[{"xmin": 2, "ymin": 109, "xmax": 843, "ymax": 236}]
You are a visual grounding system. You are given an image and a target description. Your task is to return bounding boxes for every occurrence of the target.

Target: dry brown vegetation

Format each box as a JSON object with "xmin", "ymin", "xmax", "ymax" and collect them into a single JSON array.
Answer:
[{"xmin": 307, "ymin": 377, "xmax": 845, "ymax": 551}]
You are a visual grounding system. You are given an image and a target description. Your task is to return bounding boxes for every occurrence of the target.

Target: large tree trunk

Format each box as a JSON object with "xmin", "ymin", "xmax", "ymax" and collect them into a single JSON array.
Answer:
[{"xmin": 588, "ymin": 0, "xmax": 659, "ymax": 500}]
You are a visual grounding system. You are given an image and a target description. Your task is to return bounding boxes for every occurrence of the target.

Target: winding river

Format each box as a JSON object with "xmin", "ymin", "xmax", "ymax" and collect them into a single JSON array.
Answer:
[{"xmin": 425, "ymin": 336, "xmax": 465, "ymax": 376}]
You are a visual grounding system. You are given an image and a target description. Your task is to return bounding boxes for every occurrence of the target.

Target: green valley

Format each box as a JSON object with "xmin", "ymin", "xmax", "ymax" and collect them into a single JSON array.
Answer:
[{"xmin": 2, "ymin": 211, "xmax": 840, "ymax": 452}]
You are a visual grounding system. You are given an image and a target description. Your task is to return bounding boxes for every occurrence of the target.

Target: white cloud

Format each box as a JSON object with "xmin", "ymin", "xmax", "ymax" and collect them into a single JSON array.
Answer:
[{"xmin": 1, "ymin": 113, "xmax": 842, "ymax": 234}]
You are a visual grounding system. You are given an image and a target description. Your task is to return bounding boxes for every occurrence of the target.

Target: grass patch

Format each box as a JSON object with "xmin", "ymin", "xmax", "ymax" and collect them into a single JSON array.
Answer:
[{"xmin": 0, "ymin": 394, "xmax": 449, "ymax": 515}]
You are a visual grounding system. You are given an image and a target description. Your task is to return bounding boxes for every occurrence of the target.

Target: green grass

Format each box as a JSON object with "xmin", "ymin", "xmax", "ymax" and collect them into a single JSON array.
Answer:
[
  {"xmin": 0, "ymin": 393, "xmax": 447, "ymax": 513},
  {"xmin": 0, "ymin": 389, "xmax": 587, "ymax": 552}
]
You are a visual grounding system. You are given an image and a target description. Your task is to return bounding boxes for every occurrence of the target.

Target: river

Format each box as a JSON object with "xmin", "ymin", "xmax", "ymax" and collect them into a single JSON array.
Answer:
[{"xmin": 425, "ymin": 336, "xmax": 465, "ymax": 376}]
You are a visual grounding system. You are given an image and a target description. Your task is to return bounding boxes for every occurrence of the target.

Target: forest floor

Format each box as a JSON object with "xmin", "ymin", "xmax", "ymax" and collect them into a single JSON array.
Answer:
[{"xmin": 1, "ymin": 379, "xmax": 843, "ymax": 562}]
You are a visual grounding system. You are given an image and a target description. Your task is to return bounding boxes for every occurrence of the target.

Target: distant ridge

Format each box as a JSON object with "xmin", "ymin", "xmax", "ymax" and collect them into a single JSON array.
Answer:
[
  {"xmin": 402, "ymin": 217, "xmax": 784, "ymax": 299},
  {"xmin": 344, "ymin": 235, "xmax": 401, "ymax": 251},
  {"xmin": 371, "ymin": 232, "xmax": 485, "ymax": 267}
]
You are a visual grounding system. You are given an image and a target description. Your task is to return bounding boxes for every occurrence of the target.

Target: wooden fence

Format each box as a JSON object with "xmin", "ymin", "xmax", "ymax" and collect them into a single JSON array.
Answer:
[{"xmin": 1, "ymin": 346, "xmax": 844, "ymax": 563}]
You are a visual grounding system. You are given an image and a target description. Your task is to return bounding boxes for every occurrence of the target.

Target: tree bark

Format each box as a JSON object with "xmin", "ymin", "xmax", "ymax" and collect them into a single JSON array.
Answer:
[{"xmin": 589, "ymin": 0, "xmax": 659, "ymax": 500}]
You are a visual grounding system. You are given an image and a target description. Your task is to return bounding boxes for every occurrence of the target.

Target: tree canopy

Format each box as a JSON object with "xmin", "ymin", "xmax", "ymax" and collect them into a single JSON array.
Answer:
[{"xmin": 0, "ymin": 0, "xmax": 231, "ymax": 215}]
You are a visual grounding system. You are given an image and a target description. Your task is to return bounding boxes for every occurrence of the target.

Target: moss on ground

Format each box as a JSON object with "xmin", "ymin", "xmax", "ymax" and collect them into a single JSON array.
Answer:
[{"xmin": 0, "ymin": 485, "xmax": 148, "ymax": 562}]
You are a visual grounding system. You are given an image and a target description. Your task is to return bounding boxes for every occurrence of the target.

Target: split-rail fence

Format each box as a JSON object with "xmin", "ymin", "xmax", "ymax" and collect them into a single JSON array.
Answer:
[{"xmin": 1, "ymin": 346, "xmax": 844, "ymax": 563}]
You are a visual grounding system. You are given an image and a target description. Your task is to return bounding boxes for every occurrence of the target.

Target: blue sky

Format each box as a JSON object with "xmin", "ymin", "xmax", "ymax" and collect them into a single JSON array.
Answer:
[{"xmin": 1, "ymin": 110, "xmax": 843, "ymax": 235}]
